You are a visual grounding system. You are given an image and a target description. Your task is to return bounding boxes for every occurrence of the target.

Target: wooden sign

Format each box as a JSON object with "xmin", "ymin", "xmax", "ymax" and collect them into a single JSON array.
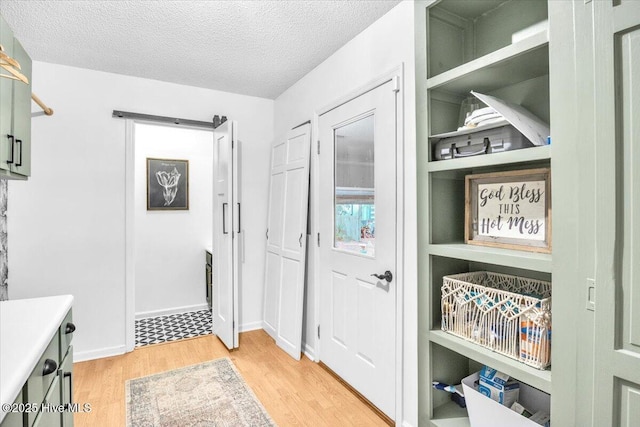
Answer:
[{"xmin": 465, "ymin": 168, "xmax": 551, "ymax": 253}]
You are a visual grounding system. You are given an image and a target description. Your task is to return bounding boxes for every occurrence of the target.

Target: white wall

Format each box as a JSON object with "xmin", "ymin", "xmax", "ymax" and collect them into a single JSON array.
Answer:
[
  {"xmin": 8, "ymin": 61, "xmax": 273, "ymax": 360},
  {"xmin": 273, "ymin": 2, "xmax": 417, "ymax": 426},
  {"xmin": 134, "ymin": 124, "xmax": 213, "ymax": 317}
]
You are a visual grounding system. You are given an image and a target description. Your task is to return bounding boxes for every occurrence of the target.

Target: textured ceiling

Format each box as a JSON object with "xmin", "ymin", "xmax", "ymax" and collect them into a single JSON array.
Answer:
[{"xmin": 0, "ymin": 0, "xmax": 402, "ymax": 99}]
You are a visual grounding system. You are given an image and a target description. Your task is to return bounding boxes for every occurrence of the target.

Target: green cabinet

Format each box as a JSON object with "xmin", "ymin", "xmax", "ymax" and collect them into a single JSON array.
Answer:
[
  {"xmin": 0, "ymin": 14, "xmax": 31, "ymax": 180},
  {"xmin": 1, "ymin": 391, "xmax": 25, "ymax": 427},
  {"xmin": 0, "ymin": 308, "xmax": 74, "ymax": 427},
  {"xmin": 549, "ymin": 2, "xmax": 640, "ymax": 426}
]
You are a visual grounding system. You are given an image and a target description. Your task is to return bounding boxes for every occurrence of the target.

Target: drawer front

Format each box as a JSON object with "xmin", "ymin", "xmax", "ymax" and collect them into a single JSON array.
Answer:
[
  {"xmin": 0, "ymin": 389, "xmax": 25, "ymax": 427},
  {"xmin": 59, "ymin": 309, "xmax": 74, "ymax": 358},
  {"xmin": 31, "ymin": 375, "xmax": 61, "ymax": 427},
  {"xmin": 25, "ymin": 330, "xmax": 60, "ymax": 426}
]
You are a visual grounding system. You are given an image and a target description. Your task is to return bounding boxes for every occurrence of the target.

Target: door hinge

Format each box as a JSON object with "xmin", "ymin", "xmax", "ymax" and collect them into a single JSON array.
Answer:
[
  {"xmin": 392, "ymin": 75, "xmax": 400, "ymax": 93},
  {"xmin": 317, "ymin": 232, "xmax": 320, "ymax": 246},
  {"xmin": 317, "ymin": 140, "xmax": 320, "ymax": 155},
  {"xmin": 317, "ymin": 325, "xmax": 320, "ymax": 339}
]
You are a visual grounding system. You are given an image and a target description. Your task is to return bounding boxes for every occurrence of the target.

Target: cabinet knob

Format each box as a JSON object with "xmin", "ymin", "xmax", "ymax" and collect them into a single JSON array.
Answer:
[
  {"xmin": 65, "ymin": 322, "xmax": 76, "ymax": 334},
  {"xmin": 42, "ymin": 359, "xmax": 57, "ymax": 376}
]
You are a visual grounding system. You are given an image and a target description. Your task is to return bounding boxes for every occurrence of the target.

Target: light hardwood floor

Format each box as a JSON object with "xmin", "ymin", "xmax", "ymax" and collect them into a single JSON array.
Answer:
[{"xmin": 73, "ymin": 330, "xmax": 389, "ymax": 426}]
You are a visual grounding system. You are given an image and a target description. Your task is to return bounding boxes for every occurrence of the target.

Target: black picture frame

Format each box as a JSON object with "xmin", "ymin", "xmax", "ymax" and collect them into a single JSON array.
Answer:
[{"xmin": 146, "ymin": 158, "xmax": 189, "ymax": 210}]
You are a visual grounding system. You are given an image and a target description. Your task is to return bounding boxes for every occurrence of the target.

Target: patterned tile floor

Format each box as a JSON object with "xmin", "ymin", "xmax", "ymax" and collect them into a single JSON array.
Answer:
[{"xmin": 135, "ymin": 309, "xmax": 212, "ymax": 347}]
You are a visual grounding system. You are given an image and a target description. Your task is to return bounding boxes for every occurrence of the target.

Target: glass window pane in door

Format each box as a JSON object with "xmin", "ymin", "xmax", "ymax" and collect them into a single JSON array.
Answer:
[{"xmin": 334, "ymin": 114, "xmax": 375, "ymax": 257}]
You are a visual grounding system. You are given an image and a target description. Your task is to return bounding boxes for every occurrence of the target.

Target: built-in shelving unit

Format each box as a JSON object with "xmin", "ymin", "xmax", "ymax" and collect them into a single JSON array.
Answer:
[{"xmin": 417, "ymin": 0, "xmax": 552, "ymax": 424}]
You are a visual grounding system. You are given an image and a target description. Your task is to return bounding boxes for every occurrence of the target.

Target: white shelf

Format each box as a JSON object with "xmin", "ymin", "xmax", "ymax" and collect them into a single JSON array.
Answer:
[
  {"xmin": 428, "ymin": 243, "xmax": 552, "ymax": 273},
  {"xmin": 430, "ymin": 330, "xmax": 552, "ymax": 394},
  {"xmin": 427, "ymin": 145, "xmax": 551, "ymax": 173},
  {"xmin": 427, "ymin": 32, "xmax": 549, "ymax": 96},
  {"xmin": 430, "ymin": 401, "xmax": 470, "ymax": 427}
]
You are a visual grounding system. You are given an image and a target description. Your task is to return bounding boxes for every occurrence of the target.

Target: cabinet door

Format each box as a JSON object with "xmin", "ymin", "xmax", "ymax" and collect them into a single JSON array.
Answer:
[
  {"xmin": 10, "ymin": 37, "xmax": 31, "ymax": 177},
  {"xmin": 591, "ymin": 3, "xmax": 640, "ymax": 426},
  {"xmin": 0, "ymin": 16, "xmax": 14, "ymax": 172},
  {"xmin": 59, "ymin": 347, "xmax": 73, "ymax": 427},
  {"xmin": 0, "ymin": 389, "xmax": 25, "ymax": 427},
  {"xmin": 32, "ymin": 376, "xmax": 61, "ymax": 427}
]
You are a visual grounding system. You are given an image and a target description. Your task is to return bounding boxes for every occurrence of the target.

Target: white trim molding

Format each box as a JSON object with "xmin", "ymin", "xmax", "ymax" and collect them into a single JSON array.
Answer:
[
  {"xmin": 135, "ymin": 303, "xmax": 209, "ymax": 320},
  {"xmin": 239, "ymin": 321, "xmax": 263, "ymax": 333},
  {"xmin": 74, "ymin": 345, "xmax": 126, "ymax": 363},
  {"xmin": 303, "ymin": 344, "xmax": 316, "ymax": 362}
]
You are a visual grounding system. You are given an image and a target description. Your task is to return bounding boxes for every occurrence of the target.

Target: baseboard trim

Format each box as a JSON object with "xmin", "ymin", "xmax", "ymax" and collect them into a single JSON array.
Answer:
[
  {"xmin": 239, "ymin": 321, "xmax": 263, "ymax": 332},
  {"xmin": 402, "ymin": 421, "xmax": 415, "ymax": 427},
  {"xmin": 74, "ymin": 345, "xmax": 126, "ymax": 362},
  {"xmin": 318, "ymin": 361, "xmax": 394, "ymax": 426},
  {"xmin": 303, "ymin": 343, "xmax": 316, "ymax": 361},
  {"xmin": 135, "ymin": 303, "xmax": 209, "ymax": 320}
]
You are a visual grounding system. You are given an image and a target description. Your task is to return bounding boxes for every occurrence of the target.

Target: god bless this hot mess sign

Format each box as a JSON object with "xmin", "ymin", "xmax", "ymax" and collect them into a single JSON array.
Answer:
[{"xmin": 465, "ymin": 168, "xmax": 551, "ymax": 253}]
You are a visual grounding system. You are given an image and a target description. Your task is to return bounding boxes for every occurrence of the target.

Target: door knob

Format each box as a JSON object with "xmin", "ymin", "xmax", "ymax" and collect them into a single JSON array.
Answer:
[{"xmin": 371, "ymin": 270, "xmax": 393, "ymax": 283}]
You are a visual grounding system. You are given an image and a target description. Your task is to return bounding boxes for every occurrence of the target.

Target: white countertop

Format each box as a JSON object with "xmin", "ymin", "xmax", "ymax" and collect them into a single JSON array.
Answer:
[{"xmin": 0, "ymin": 294, "xmax": 73, "ymax": 421}]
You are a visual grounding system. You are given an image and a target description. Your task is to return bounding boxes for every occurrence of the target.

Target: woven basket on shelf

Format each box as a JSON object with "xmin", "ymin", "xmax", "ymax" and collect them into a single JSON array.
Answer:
[{"xmin": 441, "ymin": 271, "xmax": 552, "ymax": 370}]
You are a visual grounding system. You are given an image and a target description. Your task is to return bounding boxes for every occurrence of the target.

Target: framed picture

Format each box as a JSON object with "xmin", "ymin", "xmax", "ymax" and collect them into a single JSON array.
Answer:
[
  {"xmin": 465, "ymin": 168, "xmax": 551, "ymax": 253},
  {"xmin": 147, "ymin": 158, "xmax": 189, "ymax": 210}
]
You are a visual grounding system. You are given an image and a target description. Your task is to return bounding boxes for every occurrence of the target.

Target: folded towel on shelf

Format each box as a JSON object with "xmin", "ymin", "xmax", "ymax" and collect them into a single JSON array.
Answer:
[{"xmin": 458, "ymin": 106, "xmax": 505, "ymax": 131}]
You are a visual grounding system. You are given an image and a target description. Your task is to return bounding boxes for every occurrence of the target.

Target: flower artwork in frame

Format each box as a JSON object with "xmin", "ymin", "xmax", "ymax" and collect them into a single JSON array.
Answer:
[{"xmin": 147, "ymin": 158, "xmax": 189, "ymax": 210}]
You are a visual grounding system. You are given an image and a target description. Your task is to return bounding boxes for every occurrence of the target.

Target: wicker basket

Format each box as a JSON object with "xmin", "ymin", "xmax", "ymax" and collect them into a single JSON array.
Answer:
[{"xmin": 441, "ymin": 271, "xmax": 551, "ymax": 369}]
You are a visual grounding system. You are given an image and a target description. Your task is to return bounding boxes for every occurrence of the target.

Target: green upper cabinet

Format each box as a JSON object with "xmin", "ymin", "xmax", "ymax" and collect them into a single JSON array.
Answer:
[
  {"xmin": 0, "ymin": 14, "xmax": 31, "ymax": 180},
  {"xmin": 10, "ymin": 38, "xmax": 31, "ymax": 177},
  {"xmin": 0, "ymin": 16, "xmax": 14, "ymax": 172}
]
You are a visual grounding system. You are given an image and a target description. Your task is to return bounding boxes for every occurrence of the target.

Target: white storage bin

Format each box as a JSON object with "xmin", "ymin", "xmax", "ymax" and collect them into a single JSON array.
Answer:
[{"xmin": 461, "ymin": 372, "xmax": 550, "ymax": 427}]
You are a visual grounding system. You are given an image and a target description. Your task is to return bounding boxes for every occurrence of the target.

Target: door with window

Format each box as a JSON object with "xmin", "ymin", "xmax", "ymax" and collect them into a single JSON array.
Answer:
[{"xmin": 319, "ymin": 79, "xmax": 398, "ymax": 419}]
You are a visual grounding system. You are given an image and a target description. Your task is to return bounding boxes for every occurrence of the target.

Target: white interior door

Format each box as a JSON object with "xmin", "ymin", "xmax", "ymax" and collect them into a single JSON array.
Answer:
[
  {"xmin": 263, "ymin": 124, "xmax": 311, "ymax": 360},
  {"xmin": 212, "ymin": 120, "xmax": 239, "ymax": 350},
  {"xmin": 319, "ymin": 80, "xmax": 397, "ymax": 418}
]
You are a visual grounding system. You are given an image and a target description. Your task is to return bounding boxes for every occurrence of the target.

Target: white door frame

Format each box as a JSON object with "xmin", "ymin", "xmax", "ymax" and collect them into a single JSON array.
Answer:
[
  {"xmin": 124, "ymin": 118, "xmax": 213, "ymax": 352},
  {"xmin": 313, "ymin": 64, "xmax": 405, "ymax": 421}
]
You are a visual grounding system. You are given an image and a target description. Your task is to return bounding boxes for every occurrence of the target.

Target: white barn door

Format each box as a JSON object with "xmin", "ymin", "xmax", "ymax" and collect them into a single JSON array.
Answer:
[
  {"xmin": 263, "ymin": 123, "xmax": 311, "ymax": 360},
  {"xmin": 212, "ymin": 120, "xmax": 240, "ymax": 350}
]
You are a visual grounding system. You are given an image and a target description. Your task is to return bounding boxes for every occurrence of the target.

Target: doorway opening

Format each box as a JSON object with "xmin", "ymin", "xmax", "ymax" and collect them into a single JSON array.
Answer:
[{"xmin": 125, "ymin": 121, "xmax": 214, "ymax": 350}]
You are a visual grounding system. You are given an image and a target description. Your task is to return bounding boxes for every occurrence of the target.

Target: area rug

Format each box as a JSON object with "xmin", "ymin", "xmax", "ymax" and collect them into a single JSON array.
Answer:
[{"xmin": 126, "ymin": 358, "xmax": 276, "ymax": 426}]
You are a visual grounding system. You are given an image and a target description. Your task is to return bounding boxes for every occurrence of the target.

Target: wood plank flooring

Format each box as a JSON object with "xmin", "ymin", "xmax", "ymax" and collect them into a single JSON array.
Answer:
[{"xmin": 73, "ymin": 330, "xmax": 389, "ymax": 426}]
